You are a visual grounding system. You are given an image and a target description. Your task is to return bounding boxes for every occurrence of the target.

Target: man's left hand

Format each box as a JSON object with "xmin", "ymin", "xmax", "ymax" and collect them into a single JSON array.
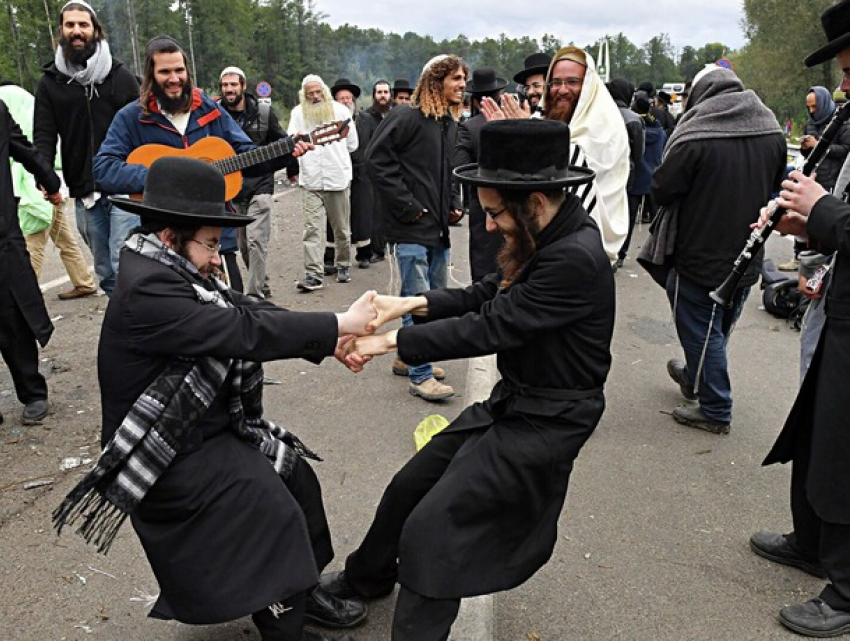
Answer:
[{"xmin": 292, "ymin": 140, "xmax": 314, "ymax": 157}]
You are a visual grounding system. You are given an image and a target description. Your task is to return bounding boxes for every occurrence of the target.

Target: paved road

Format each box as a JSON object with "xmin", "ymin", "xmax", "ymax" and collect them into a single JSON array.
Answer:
[{"xmin": 0, "ymin": 188, "xmax": 812, "ymax": 641}]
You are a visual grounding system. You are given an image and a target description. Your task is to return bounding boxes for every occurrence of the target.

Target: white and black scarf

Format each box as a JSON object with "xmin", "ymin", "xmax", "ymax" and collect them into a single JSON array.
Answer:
[
  {"xmin": 54, "ymin": 39, "xmax": 113, "ymax": 99},
  {"xmin": 53, "ymin": 233, "xmax": 319, "ymax": 553}
]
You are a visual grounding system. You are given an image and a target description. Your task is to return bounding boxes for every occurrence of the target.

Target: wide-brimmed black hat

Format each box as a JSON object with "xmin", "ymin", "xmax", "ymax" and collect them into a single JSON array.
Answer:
[
  {"xmin": 806, "ymin": 0, "xmax": 850, "ymax": 66},
  {"xmin": 110, "ymin": 156, "xmax": 253, "ymax": 227},
  {"xmin": 392, "ymin": 78, "xmax": 412, "ymax": 95},
  {"xmin": 467, "ymin": 67, "xmax": 508, "ymax": 94},
  {"xmin": 454, "ymin": 119, "xmax": 594, "ymax": 190},
  {"xmin": 513, "ymin": 52, "xmax": 552, "ymax": 84},
  {"xmin": 330, "ymin": 77, "xmax": 361, "ymax": 99}
]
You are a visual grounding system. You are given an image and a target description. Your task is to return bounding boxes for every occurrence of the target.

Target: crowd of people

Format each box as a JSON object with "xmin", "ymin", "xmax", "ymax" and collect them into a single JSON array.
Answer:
[{"xmin": 3, "ymin": 0, "xmax": 850, "ymax": 639}]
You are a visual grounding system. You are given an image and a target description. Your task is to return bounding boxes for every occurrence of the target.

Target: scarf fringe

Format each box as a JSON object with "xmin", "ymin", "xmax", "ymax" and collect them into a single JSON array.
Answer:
[{"xmin": 53, "ymin": 487, "xmax": 128, "ymax": 554}]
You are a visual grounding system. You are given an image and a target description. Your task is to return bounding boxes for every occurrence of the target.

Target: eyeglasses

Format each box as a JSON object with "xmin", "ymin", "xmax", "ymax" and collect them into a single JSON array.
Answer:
[
  {"xmin": 189, "ymin": 237, "xmax": 222, "ymax": 254},
  {"xmin": 547, "ymin": 78, "xmax": 583, "ymax": 91},
  {"xmin": 485, "ymin": 205, "xmax": 509, "ymax": 220},
  {"xmin": 524, "ymin": 81, "xmax": 545, "ymax": 93}
]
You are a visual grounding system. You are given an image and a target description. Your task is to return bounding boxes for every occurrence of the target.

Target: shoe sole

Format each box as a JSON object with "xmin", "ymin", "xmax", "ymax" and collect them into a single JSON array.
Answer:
[
  {"xmin": 666, "ymin": 360, "xmax": 697, "ymax": 400},
  {"xmin": 21, "ymin": 412, "xmax": 48, "ymax": 426},
  {"xmin": 297, "ymin": 283, "xmax": 323, "ymax": 292},
  {"xmin": 779, "ymin": 613, "xmax": 850, "ymax": 638},
  {"xmin": 750, "ymin": 540, "xmax": 827, "ymax": 579},
  {"xmin": 672, "ymin": 412, "xmax": 730, "ymax": 435},
  {"xmin": 408, "ymin": 387, "xmax": 454, "ymax": 402},
  {"xmin": 393, "ymin": 365, "xmax": 445, "ymax": 381},
  {"xmin": 304, "ymin": 607, "xmax": 368, "ymax": 630}
]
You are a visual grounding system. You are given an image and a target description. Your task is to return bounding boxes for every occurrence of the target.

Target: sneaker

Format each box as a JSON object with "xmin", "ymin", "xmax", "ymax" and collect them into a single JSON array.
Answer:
[
  {"xmin": 409, "ymin": 377, "xmax": 454, "ymax": 402},
  {"xmin": 749, "ymin": 531, "xmax": 826, "ymax": 578},
  {"xmin": 392, "ymin": 357, "xmax": 445, "ymax": 380},
  {"xmin": 666, "ymin": 358, "xmax": 696, "ymax": 400},
  {"xmin": 778, "ymin": 258, "xmax": 800, "ymax": 271},
  {"xmin": 57, "ymin": 285, "xmax": 97, "ymax": 300},
  {"xmin": 297, "ymin": 274, "xmax": 324, "ymax": 292},
  {"xmin": 336, "ymin": 267, "xmax": 351, "ymax": 283},
  {"xmin": 672, "ymin": 405, "xmax": 730, "ymax": 435}
]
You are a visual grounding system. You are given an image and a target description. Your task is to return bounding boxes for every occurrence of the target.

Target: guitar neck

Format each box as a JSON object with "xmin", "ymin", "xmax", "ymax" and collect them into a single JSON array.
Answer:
[{"xmin": 212, "ymin": 133, "xmax": 306, "ymax": 176}]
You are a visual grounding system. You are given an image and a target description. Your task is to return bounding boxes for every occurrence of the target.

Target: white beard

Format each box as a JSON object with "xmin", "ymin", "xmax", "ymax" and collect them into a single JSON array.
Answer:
[{"xmin": 302, "ymin": 99, "xmax": 335, "ymax": 128}]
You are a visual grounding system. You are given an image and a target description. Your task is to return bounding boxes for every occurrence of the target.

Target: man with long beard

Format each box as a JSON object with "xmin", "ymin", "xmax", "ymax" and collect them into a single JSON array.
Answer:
[
  {"xmin": 361, "ymin": 80, "xmax": 392, "ymax": 264},
  {"xmin": 319, "ymin": 119, "xmax": 613, "ymax": 640},
  {"xmin": 93, "ymin": 37, "xmax": 298, "ymax": 292},
  {"xmin": 288, "ymin": 75, "xmax": 359, "ymax": 292},
  {"xmin": 364, "ymin": 55, "xmax": 466, "ymax": 402},
  {"xmin": 34, "ymin": 0, "xmax": 139, "ymax": 296}
]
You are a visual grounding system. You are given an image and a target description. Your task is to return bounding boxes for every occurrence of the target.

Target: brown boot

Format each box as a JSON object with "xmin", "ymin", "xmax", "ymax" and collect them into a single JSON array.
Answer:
[
  {"xmin": 408, "ymin": 377, "xmax": 454, "ymax": 402},
  {"xmin": 392, "ymin": 358, "xmax": 445, "ymax": 380}
]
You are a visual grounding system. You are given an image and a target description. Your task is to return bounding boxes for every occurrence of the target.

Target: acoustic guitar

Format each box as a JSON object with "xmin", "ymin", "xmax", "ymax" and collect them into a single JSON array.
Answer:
[{"xmin": 126, "ymin": 118, "xmax": 350, "ymax": 201}]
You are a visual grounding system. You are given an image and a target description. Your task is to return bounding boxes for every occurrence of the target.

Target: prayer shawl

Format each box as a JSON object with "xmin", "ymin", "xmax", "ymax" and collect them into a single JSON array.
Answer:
[{"xmin": 53, "ymin": 233, "xmax": 319, "ymax": 553}]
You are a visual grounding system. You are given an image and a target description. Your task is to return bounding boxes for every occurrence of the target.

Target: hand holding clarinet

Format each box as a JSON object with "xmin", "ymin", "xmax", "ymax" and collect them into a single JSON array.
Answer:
[{"xmin": 755, "ymin": 170, "xmax": 828, "ymax": 237}]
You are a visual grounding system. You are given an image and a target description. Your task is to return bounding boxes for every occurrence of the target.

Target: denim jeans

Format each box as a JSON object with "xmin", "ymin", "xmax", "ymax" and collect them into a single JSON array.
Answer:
[
  {"xmin": 75, "ymin": 196, "xmax": 139, "ymax": 296},
  {"xmin": 665, "ymin": 270, "xmax": 748, "ymax": 423},
  {"xmin": 393, "ymin": 243, "xmax": 449, "ymax": 384}
]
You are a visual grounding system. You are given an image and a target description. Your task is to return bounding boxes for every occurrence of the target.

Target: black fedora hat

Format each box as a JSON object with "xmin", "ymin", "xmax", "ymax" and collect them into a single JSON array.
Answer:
[
  {"xmin": 513, "ymin": 52, "xmax": 552, "ymax": 84},
  {"xmin": 330, "ymin": 77, "xmax": 361, "ymax": 99},
  {"xmin": 806, "ymin": 0, "xmax": 850, "ymax": 67},
  {"xmin": 110, "ymin": 156, "xmax": 253, "ymax": 227},
  {"xmin": 467, "ymin": 67, "xmax": 508, "ymax": 94},
  {"xmin": 392, "ymin": 78, "xmax": 412, "ymax": 95},
  {"xmin": 454, "ymin": 119, "xmax": 594, "ymax": 190}
]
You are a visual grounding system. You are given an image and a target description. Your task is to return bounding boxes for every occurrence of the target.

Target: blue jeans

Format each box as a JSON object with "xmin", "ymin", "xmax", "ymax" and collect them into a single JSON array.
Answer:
[
  {"xmin": 75, "ymin": 196, "xmax": 139, "ymax": 296},
  {"xmin": 393, "ymin": 243, "xmax": 449, "ymax": 384},
  {"xmin": 665, "ymin": 270, "xmax": 748, "ymax": 423}
]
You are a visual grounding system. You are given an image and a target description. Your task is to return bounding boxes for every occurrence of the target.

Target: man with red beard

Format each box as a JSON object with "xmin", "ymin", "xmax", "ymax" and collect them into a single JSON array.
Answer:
[
  {"xmin": 34, "ymin": 0, "xmax": 139, "ymax": 297},
  {"xmin": 320, "ymin": 119, "xmax": 613, "ymax": 640},
  {"xmin": 92, "ymin": 37, "xmax": 299, "ymax": 291}
]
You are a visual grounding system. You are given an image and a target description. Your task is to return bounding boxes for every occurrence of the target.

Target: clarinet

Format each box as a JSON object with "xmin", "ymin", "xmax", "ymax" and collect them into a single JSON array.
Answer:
[{"xmin": 710, "ymin": 102, "xmax": 850, "ymax": 308}]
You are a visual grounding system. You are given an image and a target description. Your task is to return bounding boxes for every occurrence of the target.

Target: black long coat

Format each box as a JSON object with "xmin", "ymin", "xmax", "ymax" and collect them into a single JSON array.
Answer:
[
  {"xmin": 0, "ymin": 100, "xmax": 60, "ymax": 347},
  {"xmin": 349, "ymin": 108, "xmax": 381, "ymax": 244},
  {"xmin": 394, "ymin": 197, "xmax": 615, "ymax": 598},
  {"xmin": 765, "ymin": 195, "xmax": 850, "ymax": 524},
  {"xmin": 98, "ymin": 250, "xmax": 341, "ymax": 623}
]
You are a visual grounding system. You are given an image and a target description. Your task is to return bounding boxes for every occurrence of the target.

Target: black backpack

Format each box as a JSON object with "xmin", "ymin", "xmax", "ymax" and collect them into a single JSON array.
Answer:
[{"xmin": 760, "ymin": 258, "xmax": 809, "ymax": 328}]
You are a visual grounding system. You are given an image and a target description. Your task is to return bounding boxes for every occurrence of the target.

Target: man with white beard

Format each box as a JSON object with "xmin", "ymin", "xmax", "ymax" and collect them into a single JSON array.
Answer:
[{"xmin": 288, "ymin": 75, "xmax": 359, "ymax": 291}]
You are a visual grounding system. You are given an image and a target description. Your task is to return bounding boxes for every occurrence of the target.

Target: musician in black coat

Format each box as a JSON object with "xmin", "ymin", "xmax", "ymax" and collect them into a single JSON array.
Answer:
[
  {"xmin": 0, "ymin": 99, "xmax": 62, "ymax": 425},
  {"xmin": 324, "ymin": 119, "xmax": 614, "ymax": 640},
  {"xmin": 750, "ymin": 3, "xmax": 850, "ymax": 636}
]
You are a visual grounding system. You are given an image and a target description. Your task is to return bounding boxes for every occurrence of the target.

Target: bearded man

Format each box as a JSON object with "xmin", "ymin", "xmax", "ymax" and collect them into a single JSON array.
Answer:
[
  {"xmin": 364, "ymin": 55, "xmax": 467, "ymax": 402},
  {"xmin": 34, "ymin": 0, "xmax": 139, "ymax": 296},
  {"xmin": 361, "ymin": 80, "xmax": 393, "ymax": 264},
  {"xmin": 288, "ymin": 75, "xmax": 359, "ymax": 291},
  {"xmin": 321, "ymin": 119, "xmax": 613, "ymax": 641}
]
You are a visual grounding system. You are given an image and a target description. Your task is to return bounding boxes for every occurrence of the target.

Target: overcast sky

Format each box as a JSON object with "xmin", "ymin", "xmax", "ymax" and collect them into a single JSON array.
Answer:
[{"xmin": 314, "ymin": 0, "xmax": 746, "ymax": 57}]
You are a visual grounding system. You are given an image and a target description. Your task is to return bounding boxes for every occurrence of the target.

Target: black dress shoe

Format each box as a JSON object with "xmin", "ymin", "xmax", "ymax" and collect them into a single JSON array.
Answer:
[
  {"xmin": 750, "ymin": 531, "xmax": 827, "ymax": 578},
  {"xmin": 780, "ymin": 598, "xmax": 850, "ymax": 637},
  {"xmin": 368, "ymin": 255, "xmax": 385, "ymax": 264},
  {"xmin": 305, "ymin": 585, "xmax": 366, "ymax": 629},
  {"xmin": 22, "ymin": 399, "xmax": 48, "ymax": 425},
  {"xmin": 303, "ymin": 631, "xmax": 355, "ymax": 641},
  {"xmin": 318, "ymin": 571, "xmax": 360, "ymax": 600}
]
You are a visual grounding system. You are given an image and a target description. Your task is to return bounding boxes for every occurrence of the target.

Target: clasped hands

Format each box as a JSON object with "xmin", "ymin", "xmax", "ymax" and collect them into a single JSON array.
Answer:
[{"xmin": 334, "ymin": 293, "xmax": 427, "ymax": 372}]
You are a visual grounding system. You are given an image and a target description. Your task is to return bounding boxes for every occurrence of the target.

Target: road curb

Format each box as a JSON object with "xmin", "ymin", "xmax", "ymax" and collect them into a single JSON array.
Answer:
[{"xmin": 449, "ymin": 354, "xmax": 498, "ymax": 641}]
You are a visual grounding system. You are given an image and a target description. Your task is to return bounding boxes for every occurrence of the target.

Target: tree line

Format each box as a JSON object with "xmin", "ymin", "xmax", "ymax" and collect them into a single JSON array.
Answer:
[{"xmin": 0, "ymin": 0, "xmax": 844, "ymax": 129}]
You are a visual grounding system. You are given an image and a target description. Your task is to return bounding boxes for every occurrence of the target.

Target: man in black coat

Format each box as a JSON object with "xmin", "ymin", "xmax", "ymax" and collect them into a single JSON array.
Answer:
[
  {"xmin": 750, "ymin": 2, "xmax": 850, "ymax": 636},
  {"xmin": 360, "ymin": 80, "xmax": 392, "ymax": 264},
  {"xmin": 0, "ymin": 100, "xmax": 62, "ymax": 426},
  {"xmin": 34, "ymin": 0, "xmax": 140, "ymax": 296},
  {"xmin": 323, "ymin": 119, "xmax": 613, "ymax": 641}
]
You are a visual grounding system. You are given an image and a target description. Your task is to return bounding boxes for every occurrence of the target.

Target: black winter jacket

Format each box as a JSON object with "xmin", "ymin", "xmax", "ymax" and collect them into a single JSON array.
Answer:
[{"xmin": 33, "ymin": 58, "xmax": 139, "ymax": 198}]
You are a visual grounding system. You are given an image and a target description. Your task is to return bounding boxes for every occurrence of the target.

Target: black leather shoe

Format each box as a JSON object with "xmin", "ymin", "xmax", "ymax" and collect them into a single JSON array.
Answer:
[
  {"xmin": 666, "ymin": 358, "xmax": 696, "ymax": 400},
  {"xmin": 780, "ymin": 598, "xmax": 850, "ymax": 637},
  {"xmin": 303, "ymin": 632, "xmax": 355, "ymax": 641},
  {"xmin": 750, "ymin": 531, "xmax": 827, "ymax": 578},
  {"xmin": 22, "ymin": 399, "xmax": 48, "ymax": 425},
  {"xmin": 318, "ymin": 571, "xmax": 360, "ymax": 600},
  {"xmin": 305, "ymin": 585, "xmax": 366, "ymax": 629}
]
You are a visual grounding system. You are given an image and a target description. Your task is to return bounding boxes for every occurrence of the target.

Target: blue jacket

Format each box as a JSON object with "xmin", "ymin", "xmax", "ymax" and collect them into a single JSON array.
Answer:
[{"xmin": 632, "ymin": 118, "xmax": 666, "ymax": 196}]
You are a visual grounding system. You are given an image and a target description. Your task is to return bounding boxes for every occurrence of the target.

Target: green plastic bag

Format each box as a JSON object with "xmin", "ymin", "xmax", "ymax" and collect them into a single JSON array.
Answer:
[{"xmin": 413, "ymin": 414, "xmax": 449, "ymax": 451}]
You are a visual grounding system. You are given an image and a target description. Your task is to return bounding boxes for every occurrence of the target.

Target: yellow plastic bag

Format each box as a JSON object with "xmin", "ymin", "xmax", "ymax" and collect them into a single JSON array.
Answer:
[{"xmin": 413, "ymin": 414, "xmax": 449, "ymax": 451}]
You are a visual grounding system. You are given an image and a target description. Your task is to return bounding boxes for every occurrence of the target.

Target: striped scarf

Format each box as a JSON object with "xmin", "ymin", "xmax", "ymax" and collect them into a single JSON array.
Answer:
[{"xmin": 52, "ymin": 233, "xmax": 320, "ymax": 553}]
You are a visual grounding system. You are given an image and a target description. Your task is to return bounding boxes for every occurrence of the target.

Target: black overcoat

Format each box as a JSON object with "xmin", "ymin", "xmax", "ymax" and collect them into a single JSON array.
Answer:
[
  {"xmin": 349, "ymin": 108, "xmax": 381, "ymax": 244},
  {"xmin": 98, "ymin": 250, "xmax": 340, "ymax": 623},
  {"xmin": 764, "ymin": 195, "xmax": 850, "ymax": 524},
  {"xmin": 0, "ymin": 100, "xmax": 60, "ymax": 347},
  {"xmin": 394, "ymin": 197, "xmax": 615, "ymax": 598}
]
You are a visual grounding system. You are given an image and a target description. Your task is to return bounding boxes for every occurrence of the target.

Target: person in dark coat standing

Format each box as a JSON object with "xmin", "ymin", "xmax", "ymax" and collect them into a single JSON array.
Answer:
[
  {"xmin": 0, "ymin": 99, "xmax": 62, "ymax": 427},
  {"xmin": 750, "ymin": 3, "xmax": 850, "ymax": 636},
  {"xmin": 321, "ymin": 119, "xmax": 613, "ymax": 641},
  {"xmin": 358, "ymin": 80, "xmax": 393, "ymax": 265},
  {"xmin": 454, "ymin": 67, "xmax": 507, "ymax": 281},
  {"xmin": 53, "ymin": 156, "xmax": 372, "ymax": 641}
]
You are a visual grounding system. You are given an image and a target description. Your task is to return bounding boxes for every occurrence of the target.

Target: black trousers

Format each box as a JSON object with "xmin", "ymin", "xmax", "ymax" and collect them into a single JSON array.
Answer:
[
  {"xmin": 790, "ymin": 430, "xmax": 850, "ymax": 610},
  {"xmin": 251, "ymin": 591, "xmax": 307, "ymax": 641},
  {"xmin": 0, "ymin": 301, "xmax": 47, "ymax": 405},
  {"xmin": 392, "ymin": 585, "xmax": 460, "ymax": 641},
  {"xmin": 222, "ymin": 252, "xmax": 243, "ymax": 293}
]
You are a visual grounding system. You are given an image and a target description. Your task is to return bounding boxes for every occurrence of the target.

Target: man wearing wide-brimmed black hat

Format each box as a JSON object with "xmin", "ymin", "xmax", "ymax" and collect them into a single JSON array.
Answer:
[
  {"xmin": 53, "ymin": 155, "xmax": 375, "ymax": 641},
  {"xmin": 318, "ymin": 119, "xmax": 614, "ymax": 640},
  {"xmin": 455, "ymin": 66, "xmax": 508, "ymax": 281},
  {"xmin": 751, "ymin": 1, "xmax": 850, "ymax": 636},
  {"xmin": 391, "ymin": 78, "xmax": 412, "ymax": 106},
  {"xmin": 513, "ymin": 51, "xmax": 551, "ymax": 113}
]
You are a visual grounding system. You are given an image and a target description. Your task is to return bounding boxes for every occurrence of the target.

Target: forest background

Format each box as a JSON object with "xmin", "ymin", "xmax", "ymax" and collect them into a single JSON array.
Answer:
[{"xmin": 0, "ymin": 0, "xmax": 843, "ymax": 133}]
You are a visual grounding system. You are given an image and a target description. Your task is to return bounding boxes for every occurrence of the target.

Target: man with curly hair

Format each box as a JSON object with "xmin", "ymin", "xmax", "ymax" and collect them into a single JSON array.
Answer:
[{"xmin": 364, "ymin": 54, "xmax": 467, "ymax": 402}]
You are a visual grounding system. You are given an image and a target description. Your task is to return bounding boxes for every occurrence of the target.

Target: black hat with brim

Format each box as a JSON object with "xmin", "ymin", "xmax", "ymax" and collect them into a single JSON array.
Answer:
[
  {"xmin": 453, "ymin": 119, "xmax": 594, "ymax": 190},
  {"xmin": 467, "ymin": 67, "xmax": 508, "ymax": 94},
  {"xmin": 513, "ymin": 52, "xmax": 553, "ymax": 84},
  {"xmin": 392, "ymin": 78, "xmax": 412, "ymax": 95},
  {"xmin": 805, "ymin": 0, "xmax": 850, "ymax": 67},
  {"xmin": 331, "ymin": 77, "xmax": 361, "ymax": 99},
  {"xmin": 110, "ymin": 156, "xmax": 253, "ymax": 228}
]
